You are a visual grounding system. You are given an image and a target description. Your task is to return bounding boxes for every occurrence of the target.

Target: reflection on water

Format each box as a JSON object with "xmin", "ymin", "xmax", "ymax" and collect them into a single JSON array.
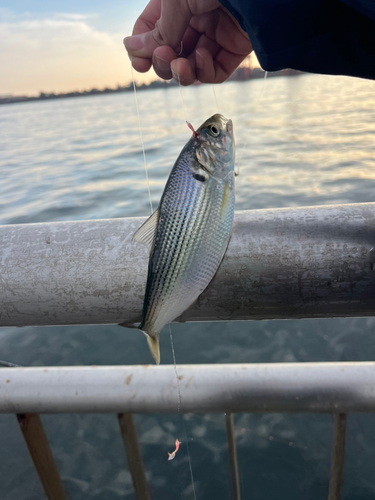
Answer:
[
  {"xmin": 0, "ymin": 74, "xmax": 375, "ymax": 500},
  {"xmin": 1, "ymin": 74, "xmax": 375, "ymax": 225}
]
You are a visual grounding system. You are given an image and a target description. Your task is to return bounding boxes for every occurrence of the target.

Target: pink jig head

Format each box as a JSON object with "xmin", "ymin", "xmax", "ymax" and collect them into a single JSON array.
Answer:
[
  {"xmin": 186, "ymin": 121, "xmax": 198, "ymax": 138},
  {"xmin": 167, "ymin": 439, "xmax": 181, "ymax": 461}
]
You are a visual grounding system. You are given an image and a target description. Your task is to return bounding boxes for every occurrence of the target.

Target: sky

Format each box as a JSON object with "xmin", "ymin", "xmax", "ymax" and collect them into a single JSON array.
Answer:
[{"xmin": 0, "ymin": 0, "xmax": 156, "ymax": 95}]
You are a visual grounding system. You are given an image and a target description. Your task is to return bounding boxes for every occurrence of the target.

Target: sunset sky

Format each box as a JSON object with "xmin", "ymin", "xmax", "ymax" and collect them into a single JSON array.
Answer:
[{"xmin": 0, "ymin": 0, "xmax": 156, "ymax": 96}]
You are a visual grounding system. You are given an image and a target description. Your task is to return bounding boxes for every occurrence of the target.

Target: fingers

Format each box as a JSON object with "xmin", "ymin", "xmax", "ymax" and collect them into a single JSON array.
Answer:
[
  {"xmin": 125, "ymin": 0, "xmax": 191, "ymax": 79},
  {"xmin": 188, "ymin": 8, "xmax": 252, "ymax": 84},
  {"xmin": 171, "ymin": 57, "xmax": 196, "ymax": 85},
  {"xmin": 169, "ymin": 6, "xmax": 252, "ymax": 84},
  {"xmin": 125, "ymin": 0, "xmax": 191, "ymax": 59},
  {"xmin": 129, "ymin": 55, "xmax": 153, "ymax": 74},
  {"xmin": 124, "ymin": 0, "xmax": 252, "ymax": 85},
  {"xmin": 170, "ymin": 47, "xmax": 250, "ymax": 86},
  {"xmin": 195, "ymin": 47, "xmax": 249, "ymax": 83},
  {"xmin": 153, "ymin": 46, "xmax": 177, "ymax": 80}
]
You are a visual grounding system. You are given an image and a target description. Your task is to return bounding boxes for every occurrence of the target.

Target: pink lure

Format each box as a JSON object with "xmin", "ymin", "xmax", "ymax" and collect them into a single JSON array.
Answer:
[
  {"xmin": 167, "ymin": 439, "xmax": 181, "ymax": 461},
  {"xmin": 186, "ymin": 121, "xmax": 198, "ymax": 138}
]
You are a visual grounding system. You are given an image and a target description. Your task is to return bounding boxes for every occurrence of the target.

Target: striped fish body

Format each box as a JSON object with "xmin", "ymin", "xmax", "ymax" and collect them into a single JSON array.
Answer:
[{"xmin": 133, "ymin": 114, "xmax": 235, "ymax": 363}]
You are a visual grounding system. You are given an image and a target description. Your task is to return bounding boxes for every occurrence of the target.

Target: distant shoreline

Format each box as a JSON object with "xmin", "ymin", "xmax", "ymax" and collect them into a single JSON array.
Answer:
[{"xmin": 0, "ymin": 68, "xmax": 302, "ymax": 106}]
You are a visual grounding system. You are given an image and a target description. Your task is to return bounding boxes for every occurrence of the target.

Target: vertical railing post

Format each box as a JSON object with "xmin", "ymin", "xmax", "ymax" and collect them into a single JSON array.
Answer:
[
  {"xmin": 118, "ymin": 413, "xmax": 151, "ymax": 500},
  {"xmin": 225, "ymin": 413, "xmax": 241, "ymax": 500},
  {"xmin": 17, "ymin": 413, "xmax": 67, "ymax": 500},
  {"xmin": 328, "ymin": 413, "xmax": 347, "ymax": 500}
]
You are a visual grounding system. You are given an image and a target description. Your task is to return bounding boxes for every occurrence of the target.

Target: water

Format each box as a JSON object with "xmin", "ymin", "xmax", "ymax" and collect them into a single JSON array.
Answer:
[{"xmin": 0, "ymin": 74, "xmax": 375, "ymax": 499}]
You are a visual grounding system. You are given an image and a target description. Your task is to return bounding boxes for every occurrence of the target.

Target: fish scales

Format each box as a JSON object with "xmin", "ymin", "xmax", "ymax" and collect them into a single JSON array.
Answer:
[
  {"xmin": 146, "ymin": 158, "xmax": 233, "ymax": 331},
  {"xmin": 128, "ymin": 114, "xmax": 235, "ymax": 363}
]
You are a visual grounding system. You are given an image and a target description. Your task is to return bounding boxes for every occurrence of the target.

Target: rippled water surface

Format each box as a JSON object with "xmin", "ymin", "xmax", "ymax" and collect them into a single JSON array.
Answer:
[{"xmin": 1, "ymin": 74, "xmax": 375, "ymax": 499}]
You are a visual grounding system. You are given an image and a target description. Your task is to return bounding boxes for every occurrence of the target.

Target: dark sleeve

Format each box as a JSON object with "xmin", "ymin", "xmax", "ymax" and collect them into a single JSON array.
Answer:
[{"xmin": 219, "ymin": 0, "xmax": 375, "ymax": 80}]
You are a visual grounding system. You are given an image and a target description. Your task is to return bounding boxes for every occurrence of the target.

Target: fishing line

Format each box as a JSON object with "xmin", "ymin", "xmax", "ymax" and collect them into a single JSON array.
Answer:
[
  {"xmin": 176, "ymin": 72, "xmax": 189, "ymax": 122},
  {"xmin": 252, "ymin": 69, "xmax": 268, "ymax": 117},
  {"xmin": 236, "ymin": 68, "xmax": 268, "ymax": 176},
  {"xmin": 169, "ymin": 324, "xmax": 182, "ymax": 414},
  {"xmin": 169, "ymin": 324, "xmax": 197, "ymax": 500},
  {"xmin": 131, "ymin": 58, "xmax": 197, "ymax": 497},
  {"xmin": 130, "ymin": 59, "xmax": 153, "ymax": 215},
  {"xmin": 212, "ymin": 86, "xmax": 220, "ymax": 113},
  {"xmin": 170, "ymin": 76, "xmax": 198, "ymax": 499}
]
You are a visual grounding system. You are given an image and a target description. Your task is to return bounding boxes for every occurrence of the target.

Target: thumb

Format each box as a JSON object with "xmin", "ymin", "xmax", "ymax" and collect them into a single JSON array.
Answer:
[{"xmin": 125, "ymin": 0, "xmax": 191, "ymax": 57}]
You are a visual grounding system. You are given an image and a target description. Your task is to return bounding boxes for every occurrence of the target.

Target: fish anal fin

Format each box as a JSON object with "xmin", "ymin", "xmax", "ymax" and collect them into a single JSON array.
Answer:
[
  {"xmin": 132, "ymin": 207, "xmax": 160, "ymax": 252},
  {"xmin": 118, "ymin": 322, "xmax": 140, "ymax": 329}
]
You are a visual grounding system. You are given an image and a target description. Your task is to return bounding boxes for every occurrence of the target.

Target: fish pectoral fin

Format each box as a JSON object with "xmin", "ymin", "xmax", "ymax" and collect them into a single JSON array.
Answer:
[
  {"xmin": 144, "ymin": 333, "xmax": 160, "ymax": 365},
  {"xmin": 220, "ymin": 178, "xmax": 232, "ymax": 219},
  {"xmin": 132, "ymin": 207, "xmax": 160, "ymax": 252}
]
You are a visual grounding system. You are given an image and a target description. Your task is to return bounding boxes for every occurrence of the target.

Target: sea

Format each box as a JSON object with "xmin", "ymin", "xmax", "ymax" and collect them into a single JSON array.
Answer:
[{"xmin": 0, "ymin": 73, "xmax": 375, "ymax": 500}]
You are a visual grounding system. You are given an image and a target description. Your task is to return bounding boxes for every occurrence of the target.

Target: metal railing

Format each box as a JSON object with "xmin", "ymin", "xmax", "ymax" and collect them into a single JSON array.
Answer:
[
  {"xmin": 1, "ymin": 202, "xmax": 375, "ymax": 498},
  {"xmin": 1, "ymin": 203, "xmax": 375, "ymax": 327},
  {"xmin": 1, "ymin": 362, "xmax": 374, "ymax": 499}
]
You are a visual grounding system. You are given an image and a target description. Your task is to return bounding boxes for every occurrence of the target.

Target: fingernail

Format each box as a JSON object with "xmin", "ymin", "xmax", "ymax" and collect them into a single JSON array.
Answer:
[
  {"xmin": 196, "ymin": 50, "xmax": 204, "ymax": 70},
  {"xmin": 154, "ymin": 55, "xmax": 171, "ymax": 72},
  {"xmin": 124, "ymin": 34, "xmax": 145, "ymax": 51},
  {"xmin": 172, "ymin": 70, "xmax": 184, "ymax": 84}
]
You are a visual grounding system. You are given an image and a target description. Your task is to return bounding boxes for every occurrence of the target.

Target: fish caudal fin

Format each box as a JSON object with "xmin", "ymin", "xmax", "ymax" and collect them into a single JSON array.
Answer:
[
  {"xmin": 146, "ymin": 334, "xmax": 160, "ymax": 365},
  {"xmin": 119, "ymin": 323, "xmax": 160, "ymax": 364}
]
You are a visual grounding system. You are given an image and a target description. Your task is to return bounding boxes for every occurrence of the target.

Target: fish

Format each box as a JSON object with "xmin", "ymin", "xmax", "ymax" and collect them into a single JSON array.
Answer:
[{"xmin": 129, "ymin": 113, "xmax": 235, "ymax": 364}]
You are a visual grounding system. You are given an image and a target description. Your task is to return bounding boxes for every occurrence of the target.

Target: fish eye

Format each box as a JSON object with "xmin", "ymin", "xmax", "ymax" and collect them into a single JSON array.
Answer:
[{"xmin": 209, "ymin": 125, "xmax": 220, "ymax": 137}]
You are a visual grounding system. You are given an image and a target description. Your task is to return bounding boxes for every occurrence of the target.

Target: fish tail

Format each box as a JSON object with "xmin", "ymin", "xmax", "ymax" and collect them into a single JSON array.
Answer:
[
  {"xmin": 118, "ymin": 322, "xmax": 160, "ymax": 364},
  {"xmin": 143, "ymin": 331, "xmax": 160, "ymax": 365}
]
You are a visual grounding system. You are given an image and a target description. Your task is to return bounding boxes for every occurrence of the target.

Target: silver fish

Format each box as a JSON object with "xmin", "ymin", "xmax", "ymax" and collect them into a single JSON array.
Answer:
[{"xmin": 132, "ymin": 114, "xmax": 235, "ymax": 364}]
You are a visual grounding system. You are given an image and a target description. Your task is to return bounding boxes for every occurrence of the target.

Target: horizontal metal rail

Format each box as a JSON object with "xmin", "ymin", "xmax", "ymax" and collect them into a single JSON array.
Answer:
[
  {"xmin": 0, "ymin": 362, "xmax": 374, "ymax": 414},
  {"xmin": 1, "ymin": 363, "xmax": 356, "ymax": 500},
  {"xmin": 1, "ymin": 202, "xmax": 375, "ymax": 327}
]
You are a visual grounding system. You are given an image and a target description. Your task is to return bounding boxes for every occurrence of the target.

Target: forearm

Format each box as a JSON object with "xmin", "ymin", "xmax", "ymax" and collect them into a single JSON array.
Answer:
[{"xmin": 219, "ymin": 0, "xmax": 375, "ymax": 80}]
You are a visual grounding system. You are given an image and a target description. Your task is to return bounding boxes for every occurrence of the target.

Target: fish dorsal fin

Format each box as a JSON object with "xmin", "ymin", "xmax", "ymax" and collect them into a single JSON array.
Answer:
[{"xmin": 132, "ymin": 207, "xmax": 159, "ymax": 252}]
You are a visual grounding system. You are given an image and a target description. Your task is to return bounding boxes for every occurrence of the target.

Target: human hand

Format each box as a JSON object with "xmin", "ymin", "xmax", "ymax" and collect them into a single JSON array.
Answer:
[{"xmin": 124, "ymin": 0, "xmax": 252, "ymax": 85}]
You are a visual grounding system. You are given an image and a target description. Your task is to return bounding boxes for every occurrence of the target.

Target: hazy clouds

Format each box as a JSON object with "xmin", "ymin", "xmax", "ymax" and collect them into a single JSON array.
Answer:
[{"xmin": 0, "ymin": 8, "xmax": 155, "ymax": 95}]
